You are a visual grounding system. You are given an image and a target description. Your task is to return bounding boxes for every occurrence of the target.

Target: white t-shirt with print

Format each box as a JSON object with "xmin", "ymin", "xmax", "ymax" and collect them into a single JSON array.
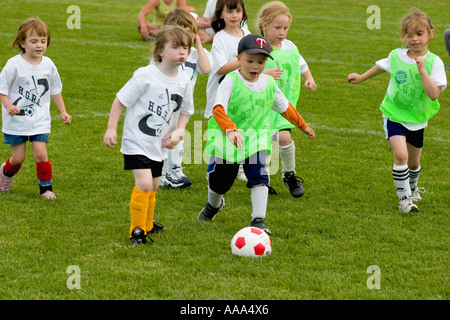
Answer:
[
  {"xmin": 117, "ymin": 64, "xmax": 194, "ymax": 162},
  {"xmin": 0, "ymin": 54, "xmax": 62, "ymax": 135}
]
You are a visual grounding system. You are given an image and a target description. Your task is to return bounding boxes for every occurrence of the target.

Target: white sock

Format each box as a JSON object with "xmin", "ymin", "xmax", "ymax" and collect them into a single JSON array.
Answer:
[
  {"xmin": 409, "ymin": 166, "xmax": 421, "ymax": 190},
  {"xmin": 251, "ymin": 184, "xmax": 268, "ymax": 220},
  {"xmin": 208, "ymin": 187, "xmax": 223, "ymax": 208},
  {"xmin": 392, "ymin": 164, "xmax": 411, "ymax": 199},
  {"xmin": 279, "ymin": 140, "xmax": 295, "ymax": 175}
]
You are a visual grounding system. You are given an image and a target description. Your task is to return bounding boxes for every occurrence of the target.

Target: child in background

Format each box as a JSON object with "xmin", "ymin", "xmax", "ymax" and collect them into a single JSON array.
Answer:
[
  {"xmin": 348, "ymin": 9, "xmax": 447, "ymax": 213},
  {"xmin": 0, "ymin": 17, "xmax": 72, "ymax": 199},
  {"xmin": 160, "ymin": 8, "xmax": 212, "ymax": 188},
  {"xmin": 204, "ymin": 0, "xmax": 250, "ymax": 119},
  {"xmin": 258, "ymin": 1, "xmax": 317, "ymax": 198},
  {"xmin": 198, "ymin": 34, "xmax": 315, "ymax": 235},
  {"xmin": 137, "ymin": 0, "xmax": 186, "ymax": 41},
  {"xmin": 103, "ymin": 26, "xmax": 194, "ymax": 245}
]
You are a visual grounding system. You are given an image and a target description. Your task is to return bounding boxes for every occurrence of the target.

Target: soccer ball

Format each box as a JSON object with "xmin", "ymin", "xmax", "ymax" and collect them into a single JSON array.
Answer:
[
  {"xmin": 231, "ymin": 227, "xmax": 272, "ymax": 257},
  {"xmin": 190, "ymin": 12, "xmax": 199, "ymax": 22}
]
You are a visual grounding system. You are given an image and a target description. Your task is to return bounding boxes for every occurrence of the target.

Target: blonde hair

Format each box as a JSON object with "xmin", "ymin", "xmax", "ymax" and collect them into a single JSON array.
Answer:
[
  {"xmin": 164, "ymin": 8, "xmax": 199, "ymax": 36},
  {"xmin": 12, "ymin": 17, "xmax": 51, "ymax": 53},
  {"xmin": 152, "ymin": 25, "xmax": 192, "ymax": 63},
  {"xmin": 257, "ymin": 1, "xmax": 292, "ymax": 37},
  {"xmin": 401, "ymin": 8, "xmax": 434, "ymax": 40}
]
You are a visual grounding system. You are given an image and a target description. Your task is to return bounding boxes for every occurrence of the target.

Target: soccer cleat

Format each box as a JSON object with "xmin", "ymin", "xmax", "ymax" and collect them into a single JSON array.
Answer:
[
  {"xmin": 410, "ymin": 187, "xmax": 425, "ymax": 202},
  {"xmin": 237, "ymin": 164, "xmax": 247, "ymax": 181},
  {"xmin": 41, "ymin": 190, "xmax": 56, "ymax": 199},
  {"xmin": 267, "ymin": 184, "xmax": 277, "ymax": 195},
  {"xmin": 149, "ymin": 220, "xmax": 165, "ymax": 234},
  {"xmin": 197, "ymin": 198, "xmax": 225, "ymax": 221},
  {"xmin": 283, "ymin": 171, "xmax": 305, "ymax": 198},
  {"xmin": 250, "ymin": 218, "xmax": 271, "ymax": 235},
  {"xmin": 398, "ymin": 196, "xmax": 419, "ymax": 213},
  {"xmin": 0, "ymin": 163, "xmax": 13, "ymax": 192},
  {"xmin": 164, "ymin": 166, "xmax": 192, "ymax": 188},
  {"xmin": 130, "ymin": 227, "xmax": 147, "ymax": 246}
]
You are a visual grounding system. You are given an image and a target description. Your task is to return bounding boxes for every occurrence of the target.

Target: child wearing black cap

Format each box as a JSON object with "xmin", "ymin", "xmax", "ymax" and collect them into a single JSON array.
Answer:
[{"xmin": 198, "ymin": 34, "xmax": 315, "ymax": 234}]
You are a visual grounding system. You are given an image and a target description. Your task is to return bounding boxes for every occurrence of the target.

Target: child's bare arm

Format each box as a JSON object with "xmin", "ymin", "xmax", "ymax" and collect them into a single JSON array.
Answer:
[
  {"xmin": 348, "ymin": 65, "xmax": 385, "ymax": 84},
  {"xmin": 103, "ymin": 97, "xmax": 124, "ymax": 148},
  {"xmin": 0, "ymin": 94, "xmax": 20, "ymax": 116},
  {"xmin": 194, "ymin": 35, "xmax": 211, "ymax": 75},
  {"xmin": 52, "ymin": 93, "xmax": 71, "ymax": 124},
  {"xmin": 415, "ymin": 56, "xmax": 441, "ymax": 100}
]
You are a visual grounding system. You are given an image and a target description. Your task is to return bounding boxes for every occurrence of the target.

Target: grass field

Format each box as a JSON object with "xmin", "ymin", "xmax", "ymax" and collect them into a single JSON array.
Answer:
[{"xmin": 0, "ymin": 0, "xmax": 448, "ymax": 302}]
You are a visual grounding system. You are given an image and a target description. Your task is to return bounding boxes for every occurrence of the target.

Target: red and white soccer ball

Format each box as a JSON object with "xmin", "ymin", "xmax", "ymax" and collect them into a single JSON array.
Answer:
[
  {"xmin": 190, "ymin": 12, "xmax": 200, "ymax": 22},
  {"xmin": 231, "ymin": 227, "xmax": 272, "ymax": 257}
]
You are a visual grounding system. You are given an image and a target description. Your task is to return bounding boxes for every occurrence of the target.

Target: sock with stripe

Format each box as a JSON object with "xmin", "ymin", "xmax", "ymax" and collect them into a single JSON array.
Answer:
[{"xmin": 392, "ymin": 163, "xmax": 411, "ymax": 199}]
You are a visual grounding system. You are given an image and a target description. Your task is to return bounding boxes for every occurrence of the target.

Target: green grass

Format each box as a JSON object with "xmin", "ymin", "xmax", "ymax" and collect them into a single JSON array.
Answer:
[{"xmin": 0, "ymin": 0, "xmax": 448, "ymax": 301}]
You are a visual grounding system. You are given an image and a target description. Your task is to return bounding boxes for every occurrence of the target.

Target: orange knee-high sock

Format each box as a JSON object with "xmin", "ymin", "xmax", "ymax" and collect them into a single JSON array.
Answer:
[
  {"xmin": 145, "ymin": 191, "xmax": 156, "ymax": 233},
  {"xmin": 129, "ymin": 187, "xmax": 151, "ymax": 237}
]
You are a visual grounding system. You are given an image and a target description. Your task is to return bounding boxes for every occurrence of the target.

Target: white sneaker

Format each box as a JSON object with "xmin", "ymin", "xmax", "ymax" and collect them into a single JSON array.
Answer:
[
  {"xmin": 164, "ymin": 166, "xmax": 192, "ymax": 188},
  {"xmin": 237, "ymin": 164, "xmax": 247, "ymax": 181},
  {"xmin": 41, "ymin": 190, "xmax": 56, "ymax": 199},
  {"xmin": 398, "ymin": 196, "xmax": 419, "ymax": 213},
  {"xmin": 410, "ymin": 187, "xmax": 425, "ymax": 202},
  {"xmin": 0, "ymin": 163, "xmax": 13, "ymax": 192}
]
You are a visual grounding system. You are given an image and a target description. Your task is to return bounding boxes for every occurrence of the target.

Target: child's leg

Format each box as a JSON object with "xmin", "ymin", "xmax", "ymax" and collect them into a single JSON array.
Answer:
[
  {"xmin": 389, "ymin": 135, "xmax": 411, "ymax": 199},
  {"xmin": 278, "ymin": 130, "xmax": 295, "ymax": 174},
  {"xmin": 1, "ymin": 144, "xmax": 26, "ymax": 191},
  {"xmin": 407, "ymin": 143, "xmax": 422, "ymax": 190},
  {"xmin": 32, "ymin": 141, "xmax": 55, "ymax": 198},
  {"xmin": 132, "ymin": 169, "xmax": 159, "ymax": 236}
]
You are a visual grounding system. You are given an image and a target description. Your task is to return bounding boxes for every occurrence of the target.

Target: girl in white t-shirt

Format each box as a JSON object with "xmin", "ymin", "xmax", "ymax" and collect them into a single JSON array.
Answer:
[
  {"xmin": 103, "ymin": 26, "xmax": 194, "ymax": 245},
  {"xmin": 160, "ymin": 8, "xmax": 212, "ymax": 189},
  {"xmin": 204, "ymin": 0, "xmax": 250, "ymax": 119},
  {"xmin": 0, "ymin": 18, "xmax": 72, "ymax": 199}
]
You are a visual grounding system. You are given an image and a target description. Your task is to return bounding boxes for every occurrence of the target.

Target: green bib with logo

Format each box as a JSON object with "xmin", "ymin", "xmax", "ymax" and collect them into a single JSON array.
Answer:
[
  {"xmin": 205, "ymin": 72, "xmax": 276, "ymax": 162},
  {"xmin": 380, "ymin": 48, "xmax": 440, "ymax": 124},
  {"xmin": 265, "ymin": 45, "xmax": 301, "ymax": 131}
]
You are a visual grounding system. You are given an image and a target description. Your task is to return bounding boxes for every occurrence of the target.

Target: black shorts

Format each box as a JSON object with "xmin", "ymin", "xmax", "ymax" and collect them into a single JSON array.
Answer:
[
  {"xmin": 384, "ymin": 118, "xmax": 424, "ymax": 148},
  {"xmin": 207, "ymin": 151, "xmax": 269, "ymax": 195},
  {"xmin": 123, "ymin": 154, "xmax": 163, "ymax": 177}
]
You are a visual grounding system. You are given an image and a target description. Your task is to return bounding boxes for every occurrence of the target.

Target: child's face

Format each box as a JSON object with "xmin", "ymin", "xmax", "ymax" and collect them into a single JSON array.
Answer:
[
  {"xmin": 20, "ymin": 29, "xmax": 48, "ymax": 60},
  {"xmin": 237, "ymin": 52, "xmax": 267, "ymax": 82},
  {"xmin": 220, "ymin": 5, "xmax": 243, "ymax": 29},
  {"xmin": 404, "ymin": 24, "xmax": 433, "ymax": 56},
  {"xmin": 160, "ymin": 40, "xmax": 189, "ymax": 66},
  {"xmin": 263, "ymin": 14, "xmax": 290, "ymax": 46}
]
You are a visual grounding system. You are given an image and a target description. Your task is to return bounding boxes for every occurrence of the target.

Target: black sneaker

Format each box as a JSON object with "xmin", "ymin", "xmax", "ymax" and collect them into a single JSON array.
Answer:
[
  {"xmin": 250, "ymin": 218, "xmax": 271, "ymax": 235},
  {"xmin": 197, "ymin": 199, "xmax": 225, "ymax": 221},
  {"xmin": 283, "ymin": 171, "xmax": 305, "ymax": 198},
  {"xmin": 267, "ymin": 184, "xmax": 277, "ymax": 195},
  {"xmin": 130, "ymin": 227, "xmax": 147, "ymax": 246},
  {"xmin": 149, "ymin": 220, "xmax": 165, "ymax": 234}
]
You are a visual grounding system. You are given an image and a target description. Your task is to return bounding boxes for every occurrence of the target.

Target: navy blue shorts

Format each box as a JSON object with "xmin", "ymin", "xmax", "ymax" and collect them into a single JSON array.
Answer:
[
  {"xmin": 3, "ymin": 133, "xmax": 48, "ymax": 145},
  {"xmin": 207, "ymin": 151, "xmax": 269, "ymax": 195},
  {"xmin": 383, "ymin": 118, "xmax": 424, "ymax": 148},
  {"xmin": 123, "ymin": 154, "xmax": 163, "ymax": 177}
]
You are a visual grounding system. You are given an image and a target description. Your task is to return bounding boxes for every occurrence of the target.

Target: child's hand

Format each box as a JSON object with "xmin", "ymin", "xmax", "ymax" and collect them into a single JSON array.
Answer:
[
  {"xmin": 302, "ymin": 126, "xmax": 315, "ymax": 139},
  {"xmin": 347, "ymin": 73, "xmax": 362, "ymax": 84},
  {"xmin": 61, "ymin": 112, "xmax": 72, "ymax": 124},
  {"xmin": 264, "ymin": 67, "xmax": 283, "ymax": 80},
  {"xmin": 193, "ymin": 34, "xmax": 201, "ymax": 47},
  {"xmin": 304, "ymin": 79, "xmax": 317, "ymax": 91},
  {"xmin": 5, "ymin": 104, "xmax": 20, "ymax": 116},
  {"xmin": 103, "ymin": 129, "xmax": 118, "ymax": 148},
  {"xmin": 162, "ymin": 128, "xmax": 185, "ymax": 149},
  {"xmin": 226, "ymin": 129, "xmax": 244, "ymax": 148},
  {"xmin": 414, "ymin": 56, "xmax": 426, "ymax": 71}
]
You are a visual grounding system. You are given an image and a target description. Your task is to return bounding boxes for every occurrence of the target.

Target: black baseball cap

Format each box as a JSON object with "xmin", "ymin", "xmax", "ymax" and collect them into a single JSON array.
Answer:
[{"xmin": 237, "ymin": 34, "xmax": 273, "ymax": 59}]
